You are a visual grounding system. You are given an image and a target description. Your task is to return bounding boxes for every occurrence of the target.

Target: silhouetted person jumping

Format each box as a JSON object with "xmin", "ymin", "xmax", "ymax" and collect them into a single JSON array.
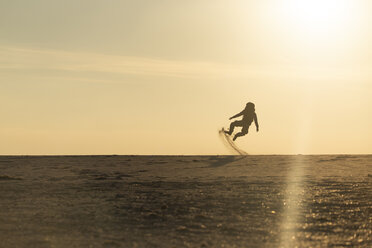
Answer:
[{"xmin": 225, "ymin": 102, "xmax": 259, "ymax": 141}]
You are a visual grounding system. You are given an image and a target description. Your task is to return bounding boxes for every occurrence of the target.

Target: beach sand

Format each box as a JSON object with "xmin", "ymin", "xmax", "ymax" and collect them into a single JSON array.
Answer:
[{"xmin": 0, "ymin": 155, "xmax": 371, "ymax": 247}]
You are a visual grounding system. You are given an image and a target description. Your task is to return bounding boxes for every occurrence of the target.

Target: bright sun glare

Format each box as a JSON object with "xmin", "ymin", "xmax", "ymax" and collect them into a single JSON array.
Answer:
[{"xmin": 277, "ymin": 0, "xmax": 356, "ymax": 40}]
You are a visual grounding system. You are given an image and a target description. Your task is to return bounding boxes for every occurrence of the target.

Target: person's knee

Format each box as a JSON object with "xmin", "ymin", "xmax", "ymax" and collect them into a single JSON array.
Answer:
[
  {"xmin": 242, "ymin": 128, "xmax": 248, "ymax": 135},
  {"xmin": 232, "ymin": 121, "xmax": 243, "ymax": 127}
]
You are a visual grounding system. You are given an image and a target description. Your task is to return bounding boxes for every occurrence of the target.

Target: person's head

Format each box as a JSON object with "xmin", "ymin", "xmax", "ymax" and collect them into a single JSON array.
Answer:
[{"xmin": 246, "ymin": 102, "xmax": 255, "ymax": 111}]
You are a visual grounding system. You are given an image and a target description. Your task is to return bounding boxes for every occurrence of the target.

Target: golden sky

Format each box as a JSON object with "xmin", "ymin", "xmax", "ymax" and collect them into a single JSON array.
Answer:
[{"xmin": 1, "ymin": 0, "xmax": 371, "ymax": 155}]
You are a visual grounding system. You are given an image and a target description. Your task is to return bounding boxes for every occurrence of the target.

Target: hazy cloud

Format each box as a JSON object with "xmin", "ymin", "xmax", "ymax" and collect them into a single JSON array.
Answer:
[{"xmin": 0, "ymin": 45, "xmax": 370, "ymax": 82}]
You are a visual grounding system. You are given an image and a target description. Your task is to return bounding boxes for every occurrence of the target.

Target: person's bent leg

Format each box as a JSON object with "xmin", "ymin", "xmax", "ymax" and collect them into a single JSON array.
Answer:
[
  {"xmin": 233, "ymin": 126, "xmax": 248, "ymax": 141},
  {"xmin": 226, "ymin": 121, "xmax": 242, "ymax": 135}
]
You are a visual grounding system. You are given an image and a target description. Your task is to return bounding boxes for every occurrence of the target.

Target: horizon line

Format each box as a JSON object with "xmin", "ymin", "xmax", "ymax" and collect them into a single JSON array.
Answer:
[{"xmin": 0, "ymin": 153, "xmax": 371, "ymax": 157}]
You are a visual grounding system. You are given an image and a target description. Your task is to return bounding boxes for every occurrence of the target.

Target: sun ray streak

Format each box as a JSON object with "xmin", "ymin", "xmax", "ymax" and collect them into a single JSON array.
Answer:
[{"xmin": 280, "ymin": 156, "xmax": 307, "ymax": 247}]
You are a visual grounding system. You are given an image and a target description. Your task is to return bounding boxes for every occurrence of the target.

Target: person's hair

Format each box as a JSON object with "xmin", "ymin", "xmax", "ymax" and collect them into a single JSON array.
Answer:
[{"xmin": 246, "ymin": 102, "xmax": 255, "ymax": 111}]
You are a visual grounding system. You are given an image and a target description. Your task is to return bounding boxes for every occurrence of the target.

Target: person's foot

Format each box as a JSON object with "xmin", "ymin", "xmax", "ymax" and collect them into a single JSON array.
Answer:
[
  {"xmin": 233, "ymin": 135, "xmax": 237, "ymax": 141},
  {"xmin": 224, "ymin": 130, "xmax": 231, "ymax": 135}
]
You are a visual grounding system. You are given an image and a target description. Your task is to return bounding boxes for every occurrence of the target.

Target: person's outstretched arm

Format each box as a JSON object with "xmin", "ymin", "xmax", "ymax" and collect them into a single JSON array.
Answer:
[
  {"xmin": 254, "ymin": 113, "xmax": 259, "ymax": 132},
  {"xmin": 229, "ymin": 110, "xmax": 244, "ymax": 120}
]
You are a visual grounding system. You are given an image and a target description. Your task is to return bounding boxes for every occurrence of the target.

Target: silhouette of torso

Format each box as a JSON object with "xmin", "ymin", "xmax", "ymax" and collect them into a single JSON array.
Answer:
[{"xmin": 242, "ymin": 109, "xmax": 256, "ymax": 125}]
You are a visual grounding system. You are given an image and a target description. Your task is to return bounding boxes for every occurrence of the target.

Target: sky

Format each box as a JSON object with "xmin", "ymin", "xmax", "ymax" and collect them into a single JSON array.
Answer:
[{"xmin": 1, "ymin": 0, "xmax": 371, "ymax": 155}]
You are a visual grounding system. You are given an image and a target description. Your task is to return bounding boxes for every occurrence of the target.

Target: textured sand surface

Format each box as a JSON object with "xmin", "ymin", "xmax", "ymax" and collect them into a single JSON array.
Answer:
[{"xmin": 0, "ymin": 155, "xmax": 371, "ymax": 247}]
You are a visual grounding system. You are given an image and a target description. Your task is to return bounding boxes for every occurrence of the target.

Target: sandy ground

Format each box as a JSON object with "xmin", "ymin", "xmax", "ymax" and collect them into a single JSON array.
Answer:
[{"xmin": 0, "ymin": 155, "xmax": 371, "ymax": 247}]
